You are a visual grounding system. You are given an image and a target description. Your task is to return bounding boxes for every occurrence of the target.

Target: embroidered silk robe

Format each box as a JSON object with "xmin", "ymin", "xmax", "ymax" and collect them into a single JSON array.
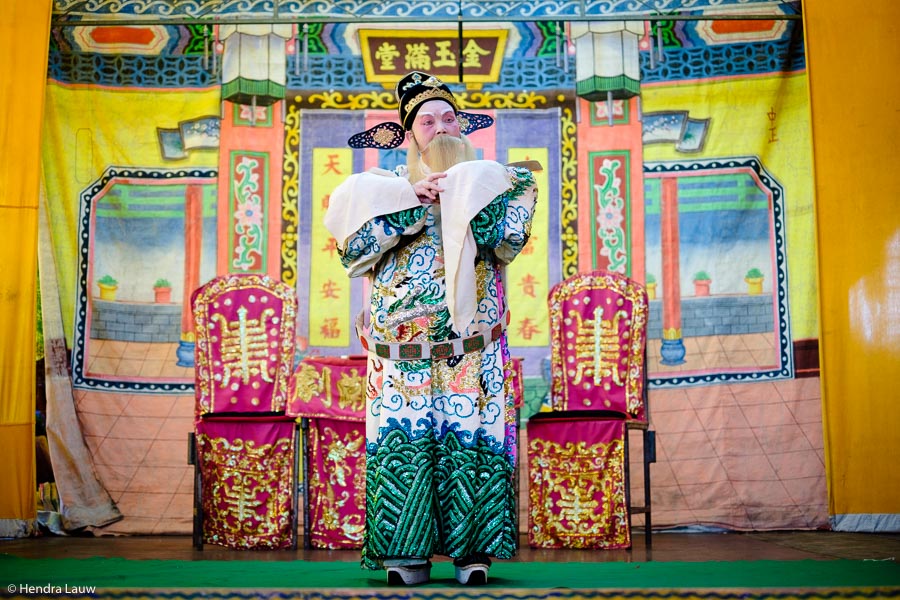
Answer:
[{"xmin": 331, "ymin": 161, "xmax": 537, "ymax": 568}]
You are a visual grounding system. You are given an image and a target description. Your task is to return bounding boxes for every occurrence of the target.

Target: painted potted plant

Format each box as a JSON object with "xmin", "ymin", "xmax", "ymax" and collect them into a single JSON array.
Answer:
[
  {"xmin": 97, "ymin": 274, "xmax": 118, "ymax": 301},
  {"xmin": 645, "ymin": 273, "xmax": 657, "ymax": 300},
  {"xmin": 745, "ymin": 267, "xmax": 764, "ymax": 295},
  {"xmin": 693, "ymin": 270, "xmax": 712, "ymax": 297},
  {"xmin": 153, "ymin": 278, "xmax": 172, "ymax": 303}
]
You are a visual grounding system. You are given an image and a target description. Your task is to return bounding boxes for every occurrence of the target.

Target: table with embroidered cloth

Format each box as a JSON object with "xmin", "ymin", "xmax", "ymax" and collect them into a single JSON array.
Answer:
[{"xmin": 287, "ymin": 355, "xmax": 367, "ymax": 549}]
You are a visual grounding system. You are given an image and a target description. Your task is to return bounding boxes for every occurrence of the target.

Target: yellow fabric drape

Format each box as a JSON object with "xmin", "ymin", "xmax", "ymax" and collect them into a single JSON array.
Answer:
[
  {"xmin": 805, "ymin": 2, "xmax": 900, "ymax": 525},
  {"xmin": 0, "ymin": 0, "xmax": 52, "ymax": 520}
]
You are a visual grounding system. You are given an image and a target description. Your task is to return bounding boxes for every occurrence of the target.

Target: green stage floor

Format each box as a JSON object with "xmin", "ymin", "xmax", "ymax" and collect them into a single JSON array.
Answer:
[{"xmin": 1, "ymin": 556, "xmax": 898, "ymax": 595}]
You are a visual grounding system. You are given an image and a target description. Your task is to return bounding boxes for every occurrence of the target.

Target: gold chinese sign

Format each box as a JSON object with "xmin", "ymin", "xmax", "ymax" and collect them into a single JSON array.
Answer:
[{"xmin": 359, "ymin": 29, "xmax": 508, "ymax": 87}]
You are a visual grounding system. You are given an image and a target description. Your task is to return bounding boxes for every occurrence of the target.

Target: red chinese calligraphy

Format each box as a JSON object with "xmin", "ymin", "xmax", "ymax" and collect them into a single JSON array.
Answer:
[
  {"xmin": 517, "ymin": 317, "xmax": 541, "ymax": 340},
  {"xmin": 320, "ymin": 317, "xmax": 341, "ymax": 339},
  {"xmin": 322, "ymin": 154, "xmax": 344, "ymax": 175},
  {"xmin": 321, "ymin": 280, "xmax": 341, "ymax": 299},
  {"xmin": 518, "ymin": 273, "xmax": 539, "ymax": 298},
  {"xmin": 322, "ymin": 237, "xmax": 338, "ymax": 259}
]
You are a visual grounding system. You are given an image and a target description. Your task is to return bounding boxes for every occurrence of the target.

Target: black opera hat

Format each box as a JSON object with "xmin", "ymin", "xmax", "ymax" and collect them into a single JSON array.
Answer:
[
  {"xmin": 347, "ymin": 71, "xmax": 494, "ymax": 150},
  {"xmin": 397, "ymin": 71, "xmax": 458, "ymax": 130}
]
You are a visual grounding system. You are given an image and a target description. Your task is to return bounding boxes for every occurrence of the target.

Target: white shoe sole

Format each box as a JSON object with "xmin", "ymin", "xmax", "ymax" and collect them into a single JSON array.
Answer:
[
  {"xmin": 387, "ymin": 564, "xmax": 431, "ymax": 585},
  {"xmin": 455, "ymin": 564, "xmax": 489, "ymax": 585}
]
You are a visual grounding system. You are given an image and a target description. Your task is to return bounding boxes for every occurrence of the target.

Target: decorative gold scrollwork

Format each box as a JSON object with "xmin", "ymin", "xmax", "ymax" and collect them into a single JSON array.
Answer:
[
  {"xmin": 567, "ymin": 306, "xmax": 628, "ymax": 388},
  {"xmin": 212, "ymin": 306, "xmax": 276, "ymax": 387}
]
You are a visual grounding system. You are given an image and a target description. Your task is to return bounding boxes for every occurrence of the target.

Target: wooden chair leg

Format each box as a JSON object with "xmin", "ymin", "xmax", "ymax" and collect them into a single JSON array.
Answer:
[
  {"xmin": 301, "ymin": 417, "xmax": 311, "ymax": 550},
  {"xmin": 291, "ymin": 424, "xmax": 301, "ymax": 551},
  {"xmin": 188, "ymin": 431, "xmax": 203, "ymax": 551},
  {"xmin": 623, "ymin": 424, "xmax": 633, "ymax": 548},
  {"xmin": 644, "ymin": 429, "xmax": 656, "ymax": 547}
]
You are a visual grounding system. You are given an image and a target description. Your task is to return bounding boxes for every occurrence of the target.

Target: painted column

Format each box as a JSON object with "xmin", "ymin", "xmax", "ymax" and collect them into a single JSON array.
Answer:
[
  {"xmin": 216, "ymin": 100, "xmax": 285, "ymax": 277},
  {"xmin": 659, "ymin": 176, "xmax": 686, "ymax": 365},
  {"xmin": 216, "ymin": 24, "xmax": 290, "ymax": 278},
  {"xmin": 176, "ymin": 183, "xmax": 203, "ymax": 367},
  {"xmin": 576, "ymin": 96, "xmax": 646, "ymax": 278}
]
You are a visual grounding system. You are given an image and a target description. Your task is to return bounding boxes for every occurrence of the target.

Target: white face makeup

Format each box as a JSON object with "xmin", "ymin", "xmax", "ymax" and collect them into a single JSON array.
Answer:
[{"xmin": 408, "ymin": 100, "xmax": 461, "ymax": 149}]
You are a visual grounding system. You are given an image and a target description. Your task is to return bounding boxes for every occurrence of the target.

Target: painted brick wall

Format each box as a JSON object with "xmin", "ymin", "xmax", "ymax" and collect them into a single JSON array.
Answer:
[
  {"xmin": 90, "ymin": 299, "xmax": 182, "ymax": 343},
  {"xmin": 648, "ymin": 294, "xmax": 773, "ymax": 339}
]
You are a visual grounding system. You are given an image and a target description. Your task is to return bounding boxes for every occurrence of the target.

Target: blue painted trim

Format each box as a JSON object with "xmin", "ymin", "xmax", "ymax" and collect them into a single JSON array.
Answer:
[
  {"xmin": 46, "ymin": 37, "xmax": 805, "ymax": 89},
  {"xmin": 52, "ymin": 0, "xmax": 800, "ymax": 19},
  {"xmin": 72, "ymin": 166, "xmax": 217, "ymax": 393},
  {"xmin": 644, "ymin": 156, "xmax": 793, "ymax": 389}
]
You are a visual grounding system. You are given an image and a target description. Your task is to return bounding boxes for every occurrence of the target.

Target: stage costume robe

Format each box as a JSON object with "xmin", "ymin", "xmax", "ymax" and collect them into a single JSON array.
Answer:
[{"xmin": 327, "ymin": 160, "xmax": 537, "ymax": 569}]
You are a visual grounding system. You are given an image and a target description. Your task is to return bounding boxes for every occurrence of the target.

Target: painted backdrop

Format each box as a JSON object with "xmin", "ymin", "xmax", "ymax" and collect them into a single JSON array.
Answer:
[{"xmin": 39, "ymin": 2, "xmax": 829, "ymax": 535}]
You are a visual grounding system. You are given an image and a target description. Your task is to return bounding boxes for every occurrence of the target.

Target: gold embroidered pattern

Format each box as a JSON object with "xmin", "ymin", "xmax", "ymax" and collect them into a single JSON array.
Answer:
[
  {"xmin": 291, "ymin": 362, "xmax": 330, "ymax": 405},
  {"xmin": 549, "ymin": 272, "xmax": 648, "ymax": 416},
  {"xmin": 308, "ymin": 423, "xmax": 366, "ymax": 548},
  {"xmin": 198, "ymin": 432, "xmax": 295, "ymax": 549},
  {"xmin": 212, "ymin": 306, "xmax": 277, "ymax": 388},
  {"xmin": 432, "ymin": 350, "xmax": 480, "ymax": 395},
  {"xmin": 336, "ymin": 368, "xmax": 365, "ymax": 413},
  {"xmin": 528, "ymin": 435, "xmax": 628, "ymax": 549},
  {"xmin": 372, "ymin": 124, "xmax": 401, "ymax": 147},
  {"xmin": 402, "ymin": 88, "xmax": 459, "ymax": 128},
  {"xmin": 565, "ymin": 306, "xmax": 629, "ymax": 389},
  {"xmin": 193, "ymin": 275, "xmax": 297, "ymax": 415}
]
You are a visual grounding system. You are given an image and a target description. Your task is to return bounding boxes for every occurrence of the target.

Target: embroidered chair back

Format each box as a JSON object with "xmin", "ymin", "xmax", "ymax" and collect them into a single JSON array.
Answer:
[
  {"xmin": 192, "ymin": 274, "xmax": 297, "ymax": 416},
  {"xmin": 547, "ymin": 271, "xmax": 648, "ymax": 421}
]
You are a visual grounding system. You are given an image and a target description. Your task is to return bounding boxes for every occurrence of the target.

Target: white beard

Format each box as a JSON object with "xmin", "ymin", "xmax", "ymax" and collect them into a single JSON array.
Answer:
[{"xmin": 407, "ymin": 134, "xmax": 476, "ymax": 183}]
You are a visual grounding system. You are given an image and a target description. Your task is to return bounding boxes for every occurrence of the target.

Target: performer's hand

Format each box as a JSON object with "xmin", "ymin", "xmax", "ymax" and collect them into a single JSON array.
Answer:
[{"xmin": 413, "ymin": 172, "xmax": 446, "ymax": 204}]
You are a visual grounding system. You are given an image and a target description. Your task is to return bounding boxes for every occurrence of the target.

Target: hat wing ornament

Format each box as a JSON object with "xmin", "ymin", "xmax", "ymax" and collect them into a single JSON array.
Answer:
[
  {"xmin": 347, "ymin": 121, "xmax": 406, "ymax": 150},
  {"xmin": 456, "ymin": 111, "xmax": 494, "ymax": 136}
]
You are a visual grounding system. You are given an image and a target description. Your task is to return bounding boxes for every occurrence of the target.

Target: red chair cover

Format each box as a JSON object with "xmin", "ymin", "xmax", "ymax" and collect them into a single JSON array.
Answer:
[
  {"xmin": 306, "ymin": 417, "xmax": 367, "ymax": 549},
  {"xmin": 195, "ymin": 417, "xmax": 297, "ymax": 549},
  {"xmin": 191, "ymin": 273, "xmax": 299, "ymax": 550},
  {"xmin": 527, "ymin": 416, "xmax": 629, "ymax": 549},
  {"xmin": 528, "ymin": 270, "xmax": 649, "ymax": 549},
  {"xmin": 547, "ymin": 271, "xmax": 648, "ymax": 420},
  {"xmin": 287, "ymin": 355, "xmax": 367, "ymax": 421},
  {"xmin": 288, "ymin": 356, "xmax": 367, "ymax": 549},
  {"xmin": 192, "ymin": 274, "xmax": 298, "ymax": 416}
]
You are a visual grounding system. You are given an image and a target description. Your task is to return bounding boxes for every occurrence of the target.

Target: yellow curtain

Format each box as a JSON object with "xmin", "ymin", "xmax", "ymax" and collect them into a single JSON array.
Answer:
[
  {"xmin": 805, "ymin": 2, "xmax": 900, "ymax": 527},
  {"xmin": 0, "ymin": 0, "xmax": 51, "ymax": 520}
]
